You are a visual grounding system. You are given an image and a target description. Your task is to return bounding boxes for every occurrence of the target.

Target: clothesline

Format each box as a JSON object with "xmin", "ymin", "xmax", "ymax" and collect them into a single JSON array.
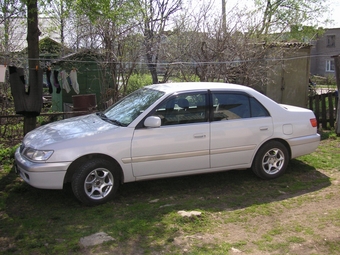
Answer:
[{"xmin": 0, "ymin": 64, "xmax": 80, "ymax": 95}]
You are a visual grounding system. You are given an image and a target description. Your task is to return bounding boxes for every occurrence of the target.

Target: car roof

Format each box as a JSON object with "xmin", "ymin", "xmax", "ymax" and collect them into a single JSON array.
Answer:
[{"xmin": 145, "ymin": 82, "xmax": 256, "ymax": 95}]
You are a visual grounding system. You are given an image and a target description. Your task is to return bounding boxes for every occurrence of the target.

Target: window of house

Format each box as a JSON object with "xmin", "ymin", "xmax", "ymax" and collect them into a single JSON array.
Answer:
[
  {"xmin": 326, "ymin": 60, "xmax": 335, "ymax": 72},
  {"xmin": 327, "ymin": 35, "xmax": 335, "ymax": 47}
]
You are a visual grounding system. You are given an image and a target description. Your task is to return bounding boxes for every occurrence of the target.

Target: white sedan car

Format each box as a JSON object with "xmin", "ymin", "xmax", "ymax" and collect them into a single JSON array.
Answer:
[{"xmin": 15, "ymin": 82, "xmax": 320, "ymax": 205}]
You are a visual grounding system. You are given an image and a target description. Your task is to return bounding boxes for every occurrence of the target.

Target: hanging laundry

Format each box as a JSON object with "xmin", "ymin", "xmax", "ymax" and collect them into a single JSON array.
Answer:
[
  {"xmin": 46, "ymin": 68, "xmax": 53, "ymax": 94},
  {"xmin": 60, "ymin": 70, "xmax": 71, "ymax": 93},
  {"xmin": 0, "ymin": 65, "xmax": 6, "ymax": 82},
  {"xmin": 53, "ymin": 70, "xmax": 61, "ymax": 94},
  {"xmin": 67, "ymin": 76, "xmax": 72, "ymax": 87},
  {"xmin": 69, "ymin": 69, "xmax": 79, "ymax": 94}
]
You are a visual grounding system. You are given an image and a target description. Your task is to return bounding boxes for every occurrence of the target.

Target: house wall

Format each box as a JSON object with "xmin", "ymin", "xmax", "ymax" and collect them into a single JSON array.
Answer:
[{"xmin": 310, "ymin": 28, "xmax": 340, "ymax": 78}]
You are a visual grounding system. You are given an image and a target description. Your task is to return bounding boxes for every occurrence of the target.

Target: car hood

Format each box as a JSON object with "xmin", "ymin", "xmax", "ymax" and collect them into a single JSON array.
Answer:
[{"xmin": 23, "ymin": 114, "xmax": 119, "ymax": 149}]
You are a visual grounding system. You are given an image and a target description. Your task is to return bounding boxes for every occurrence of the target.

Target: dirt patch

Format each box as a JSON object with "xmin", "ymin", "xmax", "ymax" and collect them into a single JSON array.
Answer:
[{"xmin": 171, "ymin": 169, "xmax": 340, "ymax": 254}]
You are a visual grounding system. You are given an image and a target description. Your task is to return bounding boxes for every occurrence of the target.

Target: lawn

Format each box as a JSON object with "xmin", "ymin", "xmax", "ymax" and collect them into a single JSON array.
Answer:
[{"xmin": 0, "ymin": 131, "xmax": 339, "ymax": 254}]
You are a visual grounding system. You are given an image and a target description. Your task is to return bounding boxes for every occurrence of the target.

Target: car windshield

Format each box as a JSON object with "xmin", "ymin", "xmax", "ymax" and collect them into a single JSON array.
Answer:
[{"xmin": 102, "ymin": 87, "xmax": 165, "ymax": 126}]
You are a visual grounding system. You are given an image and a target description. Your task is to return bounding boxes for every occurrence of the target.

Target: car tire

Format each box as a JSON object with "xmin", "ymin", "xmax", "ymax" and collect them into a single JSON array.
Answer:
[
  {"xmin": 252, "ymin": 141, "xmax": 289, "ymax": 180},
  {"xmin": 71, "ymin": 158, "xmax": 120, "ymax": 206}
]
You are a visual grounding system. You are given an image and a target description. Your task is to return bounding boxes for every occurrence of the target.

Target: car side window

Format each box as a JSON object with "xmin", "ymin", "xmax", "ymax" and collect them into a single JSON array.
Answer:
[
  {"xmin": 250, "ymin": 97, "xmax": 270, "ymax": 117},
  {"xmin": 212, "ymin": 93, "xmax": 270, "ymax": 121},
  {"xmin": 213, "ymin": 93, "xmax": 251, "ymax": 121},
  {"xmin": 153, "ymin": 93, "xmax": 207, "ymax": 126}
]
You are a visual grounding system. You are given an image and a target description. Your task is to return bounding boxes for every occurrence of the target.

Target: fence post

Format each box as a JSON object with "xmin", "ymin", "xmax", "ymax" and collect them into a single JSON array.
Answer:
[
  {"xmin": 333, "ymin": 55, "xmax": 340, "ymax": 135},
  {"xmin": 321, "ymin": 94, "xmax": 327, "ymax": 129},
  {"xmin": 329, "ymin": 93, "xmax": 335, "ymax": 128}
]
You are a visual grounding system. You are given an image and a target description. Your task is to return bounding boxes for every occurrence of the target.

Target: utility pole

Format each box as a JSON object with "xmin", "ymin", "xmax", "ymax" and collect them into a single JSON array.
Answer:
[{"xmin": 222, "ymin": 0, "xmax": 226, "ymax": 34}]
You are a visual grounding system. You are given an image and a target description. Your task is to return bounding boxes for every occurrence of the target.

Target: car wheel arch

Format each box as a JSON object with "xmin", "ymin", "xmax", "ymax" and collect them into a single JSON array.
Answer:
[
  {"xmin": 251, "ymin": 138, "xmax": 291, "ymax": 179},
  {"xmin": 63, "ymin": 154, "xmax": 124, "ymax": 184},
  {"xmin": 253, "ymin": 138, "xmax": 292, "ymax": 162}
]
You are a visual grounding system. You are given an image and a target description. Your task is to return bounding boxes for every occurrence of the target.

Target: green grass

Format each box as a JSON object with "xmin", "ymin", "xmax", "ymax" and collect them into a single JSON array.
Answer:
[
  {"xmin": 299, "ymin": 132, "xmax": 340, "ymax": 170},
  {"xmin": 0, "ymin": 131, "xmax": 339, "ymax": 254}
]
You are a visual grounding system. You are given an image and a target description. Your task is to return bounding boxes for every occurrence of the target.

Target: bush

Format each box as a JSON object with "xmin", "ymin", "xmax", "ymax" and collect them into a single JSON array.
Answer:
[
  {"xmin": 325, "ymin": 75, "xmax": 336, "ymax": 85},
  {"xmin": 0, "ymin": 143, "xmax": 19, "ymax": 168},
  {"xmin": 125, "ymin": 74, "xmax": 153, "ymax": 95}
]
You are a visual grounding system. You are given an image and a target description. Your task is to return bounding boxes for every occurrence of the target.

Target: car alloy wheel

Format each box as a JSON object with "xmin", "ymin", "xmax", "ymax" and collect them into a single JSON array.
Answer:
[
  {"xmin": 252, "ymin": 141, "xmax": 289, "ymax": 179},
  {"xmin": 72, "ymin": 158, "xmax": 120, "ymax": 206},
  {"xmin": 261, "ymin": 148, "xmax": 285, "ymax": 175},
  {"xmin": 84, "ymin": 168, "xmax": 114, "ymax": 200}
]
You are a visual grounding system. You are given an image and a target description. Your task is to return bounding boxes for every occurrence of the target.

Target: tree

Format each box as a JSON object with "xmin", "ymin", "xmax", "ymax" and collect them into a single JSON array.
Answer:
[
  {"xmin": 253, "ymin": 0, "xmax": 328, "ymax": 38},
  {"xmin": 0, "ymin": 0, "xmax": 26, "ymax": 116},
  {"xmin": 40, "ymin": 0, "xmax": 74, "ymax": 56},
  {"xmin": 0, "ymin": 0, "xmax": 26, "ymax": 52},
  {"xmin": 9, "ymin": 0, "xmax": 42, "ymax": 134},
  {"xmin": 166, "ymin": 2, "xmax": 266, "ymax": 85},
  {"xmin": 138, "ymin": 0, "xmax": 182, "ymax": 84},
  {"xmin": 73, "ymin": 0, "xmax": 141, "ymax": 102}
]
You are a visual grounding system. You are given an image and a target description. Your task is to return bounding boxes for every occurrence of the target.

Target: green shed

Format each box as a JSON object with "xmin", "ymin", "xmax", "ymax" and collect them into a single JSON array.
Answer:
[{"xmin": 51, "ymin": 50, "xmax": 105, "ymax": 112}]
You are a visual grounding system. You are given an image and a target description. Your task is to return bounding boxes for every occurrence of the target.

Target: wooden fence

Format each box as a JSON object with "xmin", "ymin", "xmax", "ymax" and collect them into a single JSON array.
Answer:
[{"xmin": 308, "ymin": 91, "xmax": 339, "ymax": 129}]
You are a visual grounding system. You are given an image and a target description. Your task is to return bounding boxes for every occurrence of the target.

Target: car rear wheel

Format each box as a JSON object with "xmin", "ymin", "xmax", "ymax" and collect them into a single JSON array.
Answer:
[
  {"xmin": 71, "ymin": 158, "xmax": 120, "ymax": 206},
  {"xmin": 252, "ymin": 141, "xmax": 289, "ymax": 179}
]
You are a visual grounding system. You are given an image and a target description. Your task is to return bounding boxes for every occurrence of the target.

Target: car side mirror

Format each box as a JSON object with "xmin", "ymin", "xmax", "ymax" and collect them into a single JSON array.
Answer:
[{"xmin": 144, "ymin": 116, "xmax": 161, "ymax": 128}]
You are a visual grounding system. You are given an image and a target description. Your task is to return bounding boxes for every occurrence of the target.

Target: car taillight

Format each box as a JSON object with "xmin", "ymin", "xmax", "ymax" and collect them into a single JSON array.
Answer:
[{"xmin": 310, "ymin": 118, "xmax": 317, "ymax": 127}]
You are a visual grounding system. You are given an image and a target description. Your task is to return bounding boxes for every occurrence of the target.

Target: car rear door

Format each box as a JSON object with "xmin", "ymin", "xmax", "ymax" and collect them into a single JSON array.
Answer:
[
  {"xmin": 210, "ymin": 91, "xmax": 274, "ymax": 168},
  {"xmin": 131, "ymin": 92, "xmax": 210, "ymax": 178}
]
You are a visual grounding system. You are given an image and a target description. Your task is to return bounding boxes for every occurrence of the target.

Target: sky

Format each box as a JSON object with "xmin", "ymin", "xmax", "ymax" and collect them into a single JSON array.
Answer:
[
  {"xmin": 191, "ymin": 0, "xmax": 340, "ymax": 29},
  {"xmin": 325, "ymin": 0, "xmax": 340, "ymax": 28}
]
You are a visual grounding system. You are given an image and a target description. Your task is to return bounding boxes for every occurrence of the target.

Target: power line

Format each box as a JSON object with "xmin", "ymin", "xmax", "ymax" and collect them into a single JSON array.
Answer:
[{"xmin": 3, "ymin": 54, "xmax": 337, "ymax": 67}]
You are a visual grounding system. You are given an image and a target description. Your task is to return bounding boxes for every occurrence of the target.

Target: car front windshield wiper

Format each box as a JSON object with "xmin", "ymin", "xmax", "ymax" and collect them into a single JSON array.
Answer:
[
  {"xmin": 96, "ymin": 111, "xmax": 108, "ymax": 120},
  {"xmin": 109, "ymin": 119, "xmax": 126, "ymax": 127},
  {"xmin": 96, "ymin": 112, "xmax": 126, "ymax": 127}
]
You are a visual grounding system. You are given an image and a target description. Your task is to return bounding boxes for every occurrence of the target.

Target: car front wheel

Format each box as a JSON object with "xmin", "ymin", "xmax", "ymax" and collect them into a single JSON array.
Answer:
[
  {"xmin": 252, "ymin": 141, "xmax": 289, "ymax": 179},
  {"xmin": 71, "ymin": 158, "xmax": 120, "ymax": 206}
]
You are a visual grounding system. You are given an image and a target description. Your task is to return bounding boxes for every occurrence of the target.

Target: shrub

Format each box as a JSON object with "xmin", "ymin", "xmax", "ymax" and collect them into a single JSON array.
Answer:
[
  {"xmin": 125, "ymin": 74, "xmax": 153, "ymax": 95},
  {"xmin": 0, "ymin": 143, "xmax": 19, "ymax": 168}
]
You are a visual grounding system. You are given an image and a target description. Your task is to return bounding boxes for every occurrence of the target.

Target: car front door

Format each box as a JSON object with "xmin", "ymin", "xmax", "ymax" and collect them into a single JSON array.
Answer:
[
  {"xmin": 131, "ymin": 92, "xmax": 210, "ymax": 178},
  {"xmin": 210, "ymin": 92, "xmax": 273, "ymax": 168}
]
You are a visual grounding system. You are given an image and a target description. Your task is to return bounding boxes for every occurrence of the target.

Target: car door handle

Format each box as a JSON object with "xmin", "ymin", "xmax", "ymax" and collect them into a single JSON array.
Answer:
[
  {"xmin": 260, "ymin": 126, "xmax": 268, "ymax": 131},
  {"xmin": 194, "ymin": 134, "xmax": 206, "ymax": 138}
]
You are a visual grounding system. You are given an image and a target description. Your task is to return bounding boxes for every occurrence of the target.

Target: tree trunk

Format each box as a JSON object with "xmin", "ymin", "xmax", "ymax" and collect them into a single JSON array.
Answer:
[
  {"xmin": 24, "ymin": 115, "xmax": 38, "ymax": 135},
  {"xmin": 8, "ymin": 0, "xmax": 43, "ymax": 135},
  {"xmin": 333, "ymin": 55, "xmax": 340, "ymax": 135},
  {"xmin": 145, "ymin": 32, "xmax": 159, "ymax": 84},
  {"xmin": 147, "ymin": 62, "xmax": 159, "ymax": 84},
  {"xmin": 25, "ymin": 0, "xmax": 42, "ymax": 134}
]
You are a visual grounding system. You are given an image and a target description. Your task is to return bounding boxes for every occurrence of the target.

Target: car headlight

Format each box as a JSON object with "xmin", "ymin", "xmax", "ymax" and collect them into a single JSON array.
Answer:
[{"xmin": 23, "ymin": 147, "xmax": 54, "ymax": 161}]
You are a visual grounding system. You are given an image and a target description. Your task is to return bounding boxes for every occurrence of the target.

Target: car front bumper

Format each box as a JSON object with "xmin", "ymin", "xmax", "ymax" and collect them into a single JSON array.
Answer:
[{"xmin": 15, "ymin": 147, "xmax": 71, "ymax": 190}]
